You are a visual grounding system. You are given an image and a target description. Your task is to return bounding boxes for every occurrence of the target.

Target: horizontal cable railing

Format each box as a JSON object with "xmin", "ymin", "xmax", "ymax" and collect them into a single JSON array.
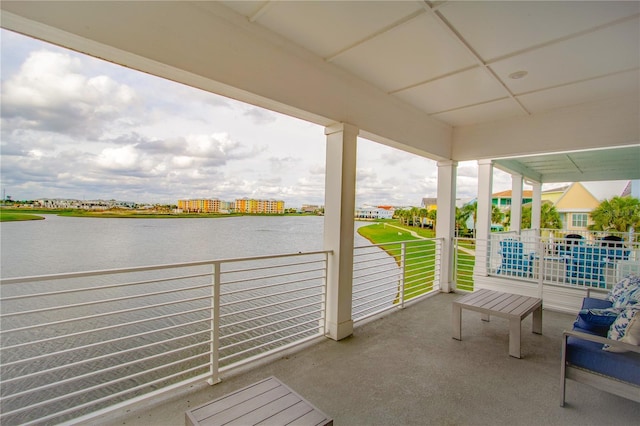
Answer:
[
  {"xmin": 0, "ymin": 251, "xmax": 330, "ymax": 426},
  {"xmin": 453, "ymin": 237, "xmax": 476, "ymax": 292},
  {"xmin": 352, "ymin": 238, "xmax": 442, "ymax": 322}
]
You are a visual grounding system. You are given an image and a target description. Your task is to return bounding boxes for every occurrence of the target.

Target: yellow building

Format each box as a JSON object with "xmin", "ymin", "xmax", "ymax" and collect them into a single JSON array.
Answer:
[
  {"xmin": 177, "ymin": 199, "xmax": 221, "ymax": 213},
  {"xmin": 553, "ymin": 183, "xmax": 601, "ymax": 232},
  {"xmin": 235, "ymin": 198, "xmax": 285, "ymax": 214}
]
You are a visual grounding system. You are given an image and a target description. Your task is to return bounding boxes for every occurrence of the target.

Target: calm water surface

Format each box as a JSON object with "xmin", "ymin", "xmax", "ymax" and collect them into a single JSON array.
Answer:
[{"xmin": 1, "ymin": 215, "xmax": 371, "ymax": 277}]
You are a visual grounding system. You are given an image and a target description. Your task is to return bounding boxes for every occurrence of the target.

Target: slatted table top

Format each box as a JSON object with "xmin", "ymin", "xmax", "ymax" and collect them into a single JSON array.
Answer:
[
  {"xmin": 185, "ymin": 376, "xmax": 333, "ymax": 426},
  {"xmin": 453, "ymin": 288, "xmax": 542, "ymax": 320}
]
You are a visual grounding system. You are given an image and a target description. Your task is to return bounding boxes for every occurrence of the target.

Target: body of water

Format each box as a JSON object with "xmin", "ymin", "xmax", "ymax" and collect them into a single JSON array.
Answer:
[
  {"xmin": 1, "ymin": 214, "xmax": 371, "ymax": 278},
  {"xmin": 1, "ymin": 215, "xmax": 387, "ymax": 425}
]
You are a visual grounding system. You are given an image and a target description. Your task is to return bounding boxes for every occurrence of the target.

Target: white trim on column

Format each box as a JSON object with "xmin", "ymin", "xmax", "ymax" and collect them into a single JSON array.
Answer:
[
  {"xmin": 475, "ymin": 160, "xmax": 494, "ymax": 277},
  {"xmin": 436, "ymin": 160, "xmax": 457, "ymax": 293},
  {"xmin": 511, "ymin": 174, "xmax": 523, "ymax": 234},
  {"xmin": 530, "ymin": 181, "xmax": 542, "ymax": 231},
  {"xmin": 323, "ymin": 123, "xmax": 358, "ymax": 341}
]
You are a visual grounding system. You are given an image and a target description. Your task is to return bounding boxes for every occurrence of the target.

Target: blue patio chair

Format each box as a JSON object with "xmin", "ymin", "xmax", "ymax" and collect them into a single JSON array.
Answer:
[
  {"xmin": 601, "ymin": 235, "xmax": 629, "ymax": 261},
  {"xmin": 496, "ymin": 239, "xmax": 534, "ymax": 278},
  {"xmin": 557, "ymin": 234, "xmax": 583, "ymax": 257},
  {"xmin": 566, "ymin": 245, "xmax": 608, "ymax": 288}
]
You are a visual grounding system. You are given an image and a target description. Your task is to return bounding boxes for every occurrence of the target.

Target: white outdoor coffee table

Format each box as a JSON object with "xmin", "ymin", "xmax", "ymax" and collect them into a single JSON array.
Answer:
[{"xmin": 452, "ymin": 288, "xmax": 542, "ymax": 358}]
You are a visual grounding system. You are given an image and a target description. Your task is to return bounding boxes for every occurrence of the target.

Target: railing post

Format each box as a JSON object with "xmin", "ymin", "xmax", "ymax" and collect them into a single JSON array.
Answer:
[
  {"xmin": 400, "ymin": 242, "xmax": 406, "ymax": 308},
  {"xmin": 208, "ymin": 262, "xmax": 221, "ymax": 385},
  {"xmin": 537, "ymin": 239, "xmax": 545, "ymax": 299},
  {"xmin": 320, "ymin": 252, "xmax": 329, "ymax": 334}
]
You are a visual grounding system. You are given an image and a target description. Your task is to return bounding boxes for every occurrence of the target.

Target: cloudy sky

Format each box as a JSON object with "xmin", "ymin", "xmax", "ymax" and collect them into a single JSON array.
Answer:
[{"xmin": 1, "ymin": 29, "xmax": 516, "ymax": 208}]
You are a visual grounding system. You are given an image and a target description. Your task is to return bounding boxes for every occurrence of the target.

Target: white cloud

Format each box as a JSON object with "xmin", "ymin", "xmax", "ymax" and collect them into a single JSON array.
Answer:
[
  {"xmin": 0, "ymin": 30, "xmax": 491, "ymax": 208},
  {"xmin": 1, "ymin": 49, "xmax": 138, "ymax": 137}
]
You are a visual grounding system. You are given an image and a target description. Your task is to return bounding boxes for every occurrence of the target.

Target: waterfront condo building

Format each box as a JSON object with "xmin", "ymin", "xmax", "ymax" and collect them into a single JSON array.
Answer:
[
  {"xmin": 177, "ymin": 199, "xmax": 221, "ymax": 213},
  {"xmin": 235, "ymin": 198, "xmax": 285, "ymax": 214}
]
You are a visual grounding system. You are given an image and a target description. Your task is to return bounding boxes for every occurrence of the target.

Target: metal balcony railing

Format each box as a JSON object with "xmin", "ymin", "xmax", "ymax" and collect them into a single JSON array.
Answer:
[
  {"xmin": 0, "ymin": 240, "xmax": 446, "ymax": 425},
  {"xmin": 0, "ymin": 251, "xmax": 330, "ymax": 425},
  {"xmin": 453, "ymin": 237, "xmax": 476, "ymax": 292},
  {"xmin": 352, "ymin": 238, "xmax": 442, "ymax": 322}
]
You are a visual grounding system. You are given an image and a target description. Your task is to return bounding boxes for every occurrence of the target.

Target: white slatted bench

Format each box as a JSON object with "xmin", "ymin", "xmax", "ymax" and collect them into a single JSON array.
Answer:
[
  {"xmin": 185, "ymin": 377, "xmax": 333, "ymax": 426},
  {"xmin": 452, "ymin": 288, "xmax": 543, "ymax": 358}
]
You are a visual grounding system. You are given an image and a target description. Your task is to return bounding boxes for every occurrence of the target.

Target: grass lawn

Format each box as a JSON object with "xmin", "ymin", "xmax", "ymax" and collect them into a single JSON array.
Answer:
[
  {"xmin": 358, "ymin": 222, "xmax": 437, "ymax": 301},
  {"xmin": 358, "ymin": 221, "xmax": 476, "ymax": 296},
  {"xmin": 0, "ymin": 212, "xmax": 45, "ymax": 222}
]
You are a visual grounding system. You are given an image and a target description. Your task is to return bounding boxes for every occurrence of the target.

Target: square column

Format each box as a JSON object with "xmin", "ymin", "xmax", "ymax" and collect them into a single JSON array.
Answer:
[
  {"xmin": 323, "ymin": 123, "xmax": 358, "ymax": 341},
  {"xmin": 436, "ymin": 160, "xmax": 457, "ymax": 292},
  {"xmin": 475, "ymin": 160, "xmax": 494, "ymax": 276},
  {"xmin": 530, "ymin": 181, "xmax": 542, "ymax": 231},
  {"xmin": 510, "ymin": 173, "xmax": 523, "ymax": 234}
]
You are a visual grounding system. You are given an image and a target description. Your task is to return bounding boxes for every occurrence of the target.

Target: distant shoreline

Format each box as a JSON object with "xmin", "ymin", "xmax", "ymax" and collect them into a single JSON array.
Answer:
[{"xmin": 0, "ymin": 208, "xmax": 320, "ymax": 222}]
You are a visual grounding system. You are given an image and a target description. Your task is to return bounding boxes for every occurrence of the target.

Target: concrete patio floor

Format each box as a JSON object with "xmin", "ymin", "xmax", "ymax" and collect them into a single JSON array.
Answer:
[{"xmin": 101, "ymin": 292, "xmax": 639, "ymax": 426}]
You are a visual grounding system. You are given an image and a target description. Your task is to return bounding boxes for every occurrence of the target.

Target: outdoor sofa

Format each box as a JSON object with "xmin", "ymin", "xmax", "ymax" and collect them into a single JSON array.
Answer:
[{"xmin": 560, "ymin": 275, "xmax": 640, "ymax": 405}]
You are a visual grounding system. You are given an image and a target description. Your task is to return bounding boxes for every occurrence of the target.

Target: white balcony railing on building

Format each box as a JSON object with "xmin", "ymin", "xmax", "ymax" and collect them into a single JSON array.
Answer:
[
  {"xmin": 0, "ymin": 241, "xmax": 445, "ymax": 425},
  {"xmin": 487, "ymin": 232, "xmax": 640, "ymax": 289},
  {"xmin": 352, "ymin": 238, "xmax": 442, "ymax": 322}
]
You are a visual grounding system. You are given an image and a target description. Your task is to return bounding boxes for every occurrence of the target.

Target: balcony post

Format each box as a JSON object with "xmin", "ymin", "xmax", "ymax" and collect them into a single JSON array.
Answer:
[
  {"xmin": 323, "ymin": 123, "xmax": 358, "ymax": 341},
  {"xmin": 510, "ymin": 173, "xmax": 523, "ymax": 234},
  {"xmin": 530, "ymin": 180, "xmax": 542, "ymax": 231},
  {"xmin": 475, "ymin": 159, "xmax": 494, "ymax": 276},
  {"xmin": 436, "ymin": 160, "xmax": 457, "ymax": 292}
]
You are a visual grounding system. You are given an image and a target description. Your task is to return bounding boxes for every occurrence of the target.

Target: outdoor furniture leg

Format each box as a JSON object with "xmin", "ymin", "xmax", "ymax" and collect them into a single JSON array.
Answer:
[
  {"xmin": 532, "ymin": 306, "xmax": 543, "ymax": 335},
  {"xmin": 509, "ymin": 318, "xmax": 522, "ymax": 358},
  {"xmin": 452, "ymin": 303, "xmax": 461, "ymax": 340}
]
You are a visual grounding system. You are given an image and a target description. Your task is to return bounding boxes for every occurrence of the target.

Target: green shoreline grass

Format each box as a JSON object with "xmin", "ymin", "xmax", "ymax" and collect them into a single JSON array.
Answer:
[
  {"xmin": 0, "ymin": 212, "xmax": 46, "ymax": 222},
  {"xmin": 357, "ymin": 220, "xmax": 475, "ymax": 295},
  {"xmin": 357, "ymin": 221, "xmax": 436, "ymax": 301}
]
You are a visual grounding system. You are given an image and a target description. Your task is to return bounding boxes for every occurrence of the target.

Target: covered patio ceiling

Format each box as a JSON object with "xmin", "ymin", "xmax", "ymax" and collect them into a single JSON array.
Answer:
[
  {"xmin": 1, "ymin": 1, "xmax": 638, "ymax": 182},
  {"xmin": 494, "ymin": 145, "xmax": 640, "ymax": 184}
]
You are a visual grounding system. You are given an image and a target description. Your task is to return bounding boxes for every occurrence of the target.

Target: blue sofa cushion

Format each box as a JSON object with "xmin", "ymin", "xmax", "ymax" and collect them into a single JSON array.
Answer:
[
  {"xmin": 566, "ymin": 333, "xmax": 640, "ymax": 385},
  {"xmin": 581, "ymin": 297, "xmax": 613, "ymax": 310}
]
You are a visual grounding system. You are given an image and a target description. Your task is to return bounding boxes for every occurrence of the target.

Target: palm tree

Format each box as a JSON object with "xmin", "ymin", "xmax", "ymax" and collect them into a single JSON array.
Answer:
[
  {"xmin": 505, "ymin": 201, "xmax": 561, "ymax": 230},
  {"xmin": 427, "ymin": 208, "xmax": 437, "ymax": 230},
  {"xmin": 492, "ymin": 205, "xmax": 504, "ymax": 227},
  {"xmin": 589, "ymin": 196, "xmax": 640, "ymax": 233},
  {"xmin": 409, "ymin": 206, "xmax": 420, "ymax": 227},
  {"xmin": 418, "ymin": 208, "xmax": 428, "ymax": 228},
  {"xmin": 540, "ymin": 202, "xmax": 562, "ymax": 229},
  {"xmin": 461, "ymin": 202, "xmax": 477, "ymax": 230},
  {"xmin": 394, "ymin": 208, "xmax": 411, "ymax": 226}
]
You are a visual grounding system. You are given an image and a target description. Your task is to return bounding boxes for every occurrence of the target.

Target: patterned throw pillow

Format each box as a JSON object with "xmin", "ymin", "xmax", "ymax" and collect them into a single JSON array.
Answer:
[
  {"xmin": 578, "ymin": 307, "xmax": 621, "ymax": 327},
  {"xmin": 603, "ymin": 306, "xmax": 640, "ymax": 352},
  {"xmin": 607, "ymin": 275, "xmax": 640, "ymax": 305},
  {"xmin": 612, "ymin": 285, "xmax": 640, "ymax": 309}
]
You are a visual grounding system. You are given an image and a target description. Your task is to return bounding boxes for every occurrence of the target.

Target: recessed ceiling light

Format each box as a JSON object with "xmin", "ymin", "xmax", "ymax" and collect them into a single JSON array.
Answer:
[{"xmin": 509, "ymin": 70, "xmax": 528, "ymax": 80}]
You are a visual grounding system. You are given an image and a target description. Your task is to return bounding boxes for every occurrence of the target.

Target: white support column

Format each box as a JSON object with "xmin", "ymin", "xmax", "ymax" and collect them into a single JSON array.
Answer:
[
  {"xmin": 475, "ymin": 160, "xmax": 494, "ymax": 276},
  {"xmin": 323, "ymin": 123, "xmax": 358, "ymax": 341},
  {"xmin": 511, "ymin": 173, "xmax": 523, "ymax": 234},
  {"xmin": 530, "ymin": 181, "xmax": 542, "ymax": 231},
  {"xmin": 436, "ymin": 160, "xmax": 457, "ymax": 293}
]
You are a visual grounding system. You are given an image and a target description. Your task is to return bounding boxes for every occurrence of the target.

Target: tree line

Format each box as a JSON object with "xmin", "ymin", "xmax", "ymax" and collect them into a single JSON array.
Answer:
[{"xmin": 394, "ymin": 196, "xmax": 640, "ymax": 236}]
